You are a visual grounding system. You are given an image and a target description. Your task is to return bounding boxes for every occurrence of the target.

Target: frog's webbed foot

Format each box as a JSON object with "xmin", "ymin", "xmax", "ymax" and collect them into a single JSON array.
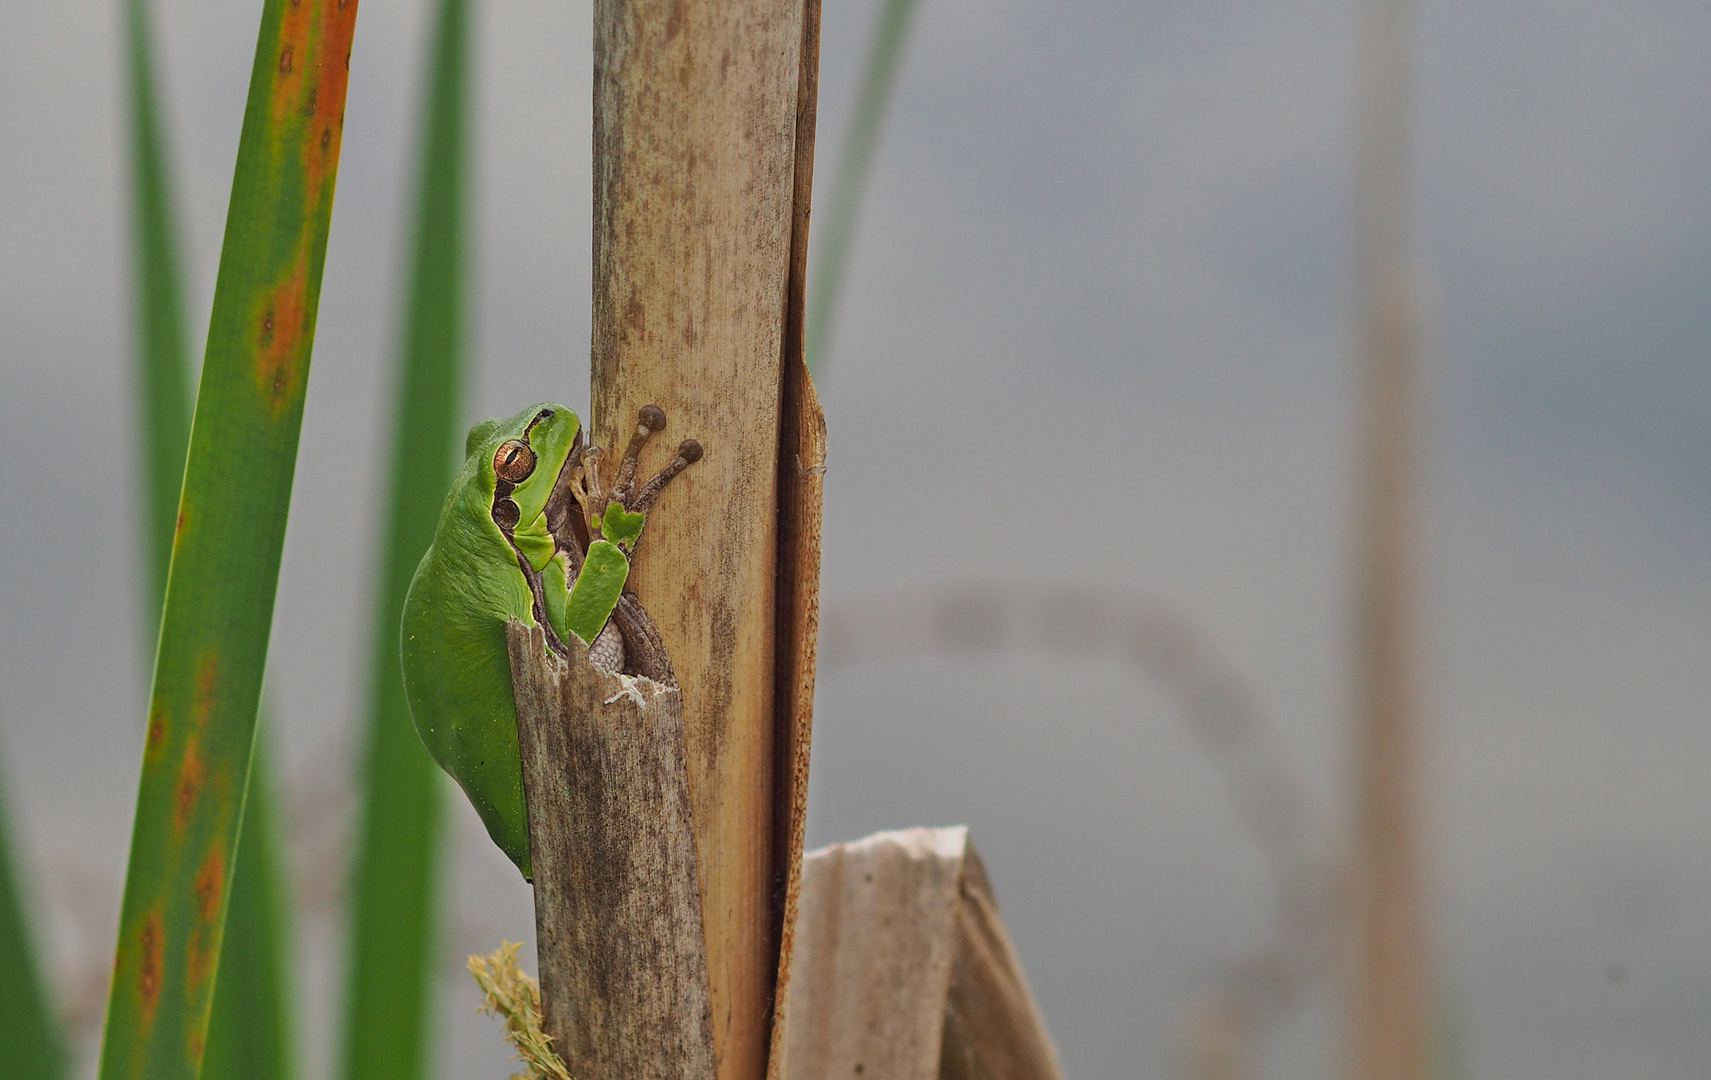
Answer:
[{"xmin": 576, "ymin": 409, "xmax": 701, "ymax": 551}]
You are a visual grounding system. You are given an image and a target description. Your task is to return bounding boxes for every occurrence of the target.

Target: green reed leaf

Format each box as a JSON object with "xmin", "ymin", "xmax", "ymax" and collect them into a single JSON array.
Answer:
[
  {"xmin": 98, "ymin": 1, "xmax": 363, "ymax": 1076},
  {"xmin": 124, "ymin": 4, "xmax": 298, "ymax": 1078},
  {"xmin": 124, "ymin": 3, "xmax": 298, "ymax": 1077}
]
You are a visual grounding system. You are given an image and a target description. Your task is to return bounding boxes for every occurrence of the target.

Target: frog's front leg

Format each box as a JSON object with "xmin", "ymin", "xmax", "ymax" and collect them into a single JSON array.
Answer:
[{"xmin": 546, "ymin": 404, "xmax": 701, "ymax": 680}]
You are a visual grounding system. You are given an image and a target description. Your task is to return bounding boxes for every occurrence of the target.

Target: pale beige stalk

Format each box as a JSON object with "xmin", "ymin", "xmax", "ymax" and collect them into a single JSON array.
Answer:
[
  {"xmin": 588, "ymin": 3, "xmax": 824, "ymax": 1079},
  {"xmin": 784, "ymin": 827, "xmax": 1064, "ymax": 1080}
]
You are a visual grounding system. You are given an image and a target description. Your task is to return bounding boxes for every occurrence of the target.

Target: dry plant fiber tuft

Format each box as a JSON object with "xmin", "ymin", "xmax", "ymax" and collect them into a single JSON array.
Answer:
[{"xmin": 468, "ymin": 942, "xmax": 572, "ymax": 1080}]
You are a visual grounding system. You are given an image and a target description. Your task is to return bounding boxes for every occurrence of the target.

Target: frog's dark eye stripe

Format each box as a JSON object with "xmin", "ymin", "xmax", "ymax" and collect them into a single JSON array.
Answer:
[
  {"xmin": 493, "ymin": 439, "xmax": 536, "ymax": 483},
  {"xmin": 521, "ymin": 407, "xmax": 554, "ymax": 438}
]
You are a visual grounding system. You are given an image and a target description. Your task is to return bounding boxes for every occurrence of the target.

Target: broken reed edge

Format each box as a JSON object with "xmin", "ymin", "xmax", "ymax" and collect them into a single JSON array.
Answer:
[
  {"xmin": 507, "ymin": 619, "xmax": 718, "ymax": 1080},
  {"xmin": 767, "ymin": 351, "xmax": 826, "ymax": 1079},
  {"xmin": 784, "ymin": 828, "xmax": 1066, "ymax": 1080},
  {"xmin": 766, "ymin": 1, "xmax": 826, "ymax": 1077}
]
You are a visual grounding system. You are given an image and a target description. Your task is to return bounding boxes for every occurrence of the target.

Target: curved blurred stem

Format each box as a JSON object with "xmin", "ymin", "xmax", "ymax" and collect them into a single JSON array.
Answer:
[
  {"xmin": 1348, "ymin": 0, "xmax": 1430, "ymax": 1069},
  {"xmin": 804, "ymin": 0, "xmax": 918, "ymax": 373}
]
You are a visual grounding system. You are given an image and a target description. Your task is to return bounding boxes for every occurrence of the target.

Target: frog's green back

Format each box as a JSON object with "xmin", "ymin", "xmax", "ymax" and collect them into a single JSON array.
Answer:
[
  {"xmin": 401, "ymin": 404, "xmax": 579, "ymax": 878},
  {"xmin": 402, "ymin": 470, "xmax": 534, "ymax": 873}
]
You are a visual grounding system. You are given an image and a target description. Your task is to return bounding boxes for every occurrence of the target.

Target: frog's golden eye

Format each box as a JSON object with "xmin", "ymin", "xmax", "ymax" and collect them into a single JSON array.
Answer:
[{"xmin": 493, "ymin": 439, "xmax": 535, "ymax": 483}]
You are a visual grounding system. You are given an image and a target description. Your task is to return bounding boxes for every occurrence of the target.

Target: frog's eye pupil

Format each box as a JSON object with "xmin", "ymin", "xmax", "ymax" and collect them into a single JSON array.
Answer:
[{"xmin": 493, "ymin": 439, "xmax": 536, "ymax": 483}]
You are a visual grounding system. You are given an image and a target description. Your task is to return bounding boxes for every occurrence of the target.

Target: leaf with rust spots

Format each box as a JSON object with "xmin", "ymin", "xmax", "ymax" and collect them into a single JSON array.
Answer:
[
  {"xmin": 186, "ymin": 845, "xmax": 225, "ymax": 991},
  {"xmin": 101, "ymin": 0, "xmax": 368, "ymax": 1072},
  {"xmin": 194, "ymin": 845, "xmax": 224, "ymax": 922},
  {"xmin": 136, "ymin": 911, "xmax": 165, "ymax": 1025},
  {"xmin": 268, "ymin": 0, "xmax": 313, "ymax": 124},
  {"xmin": 187, "ymin": 919, "xmax": 219, "ymax": 992},
  {"xmin": 146, "ymin": 707, "xmax": 169, "ymax": 758},
  {"xmin": 254, "ymin": 263, "xmax": 308, "ymax": 411},
  {"xmin": 304, "ymin": 0, "xmax": 360, "ymax": 192},
  {"xmin": 175, "ymin": 739, "xmax": 203, "ymax": 832},
  {"xmin": 193, "ymin": 652, "xmax": 218, "ymax": 726}
]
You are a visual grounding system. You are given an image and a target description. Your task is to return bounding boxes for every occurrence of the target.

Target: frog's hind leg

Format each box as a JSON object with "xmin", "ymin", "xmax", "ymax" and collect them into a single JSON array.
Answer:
[{"xmin": 611, "ymin": 593, "xmax": 676, "ymax": 685}]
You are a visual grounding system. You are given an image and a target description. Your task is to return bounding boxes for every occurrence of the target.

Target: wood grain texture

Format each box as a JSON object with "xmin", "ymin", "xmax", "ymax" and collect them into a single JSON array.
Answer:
[
  {"xmin": 766, "ymin": 336, "xmax": 825, "ymax": 1080},
  {"xmin": 508, "ymin": 620, "xmax": 716, "ymax": 1080},
  {"xmin": 784, "ymin": 828, "xmax": 1064, "ymax": 1080},
  {"xmin": 589, "ymin": 2, "xmax": 818, "ymax": 1079}
]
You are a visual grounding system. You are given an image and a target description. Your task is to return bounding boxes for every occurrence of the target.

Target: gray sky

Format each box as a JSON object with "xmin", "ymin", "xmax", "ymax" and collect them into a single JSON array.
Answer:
[{"xmin": 3, "ymin": 0, "xmax": 1710, "ymax": 1077}]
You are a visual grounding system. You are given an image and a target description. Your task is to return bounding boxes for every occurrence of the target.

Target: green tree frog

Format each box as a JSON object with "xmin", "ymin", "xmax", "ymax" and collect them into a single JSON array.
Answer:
[{"xmin": 402, "ymin": 402, "xmax": 700, "ymax": 877}]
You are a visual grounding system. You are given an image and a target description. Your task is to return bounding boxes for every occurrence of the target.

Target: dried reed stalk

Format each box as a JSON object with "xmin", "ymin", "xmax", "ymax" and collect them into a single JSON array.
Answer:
[{"xmin": 587, "ymin": 2, "xmax": 825, "ymax": 1079}]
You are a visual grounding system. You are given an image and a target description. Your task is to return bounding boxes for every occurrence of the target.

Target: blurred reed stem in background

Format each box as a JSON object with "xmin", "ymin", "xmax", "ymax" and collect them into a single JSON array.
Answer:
[
  {"xmin": 805, "ymin": 0, "xmax": 919, "ymax": 372},
  {"xmin": 340, "ymin": 0, "xmax": 470, "ymax": 1076},
  {"xmin": 0, "ymin": 756, "xmax": 64, "ymax": 1080},
  {"xmin": 125, "ymin": 0, "xmax": 194, "ymax": 597},
  {"xmin": 1348, "ymin": 0, "xmax": 1432, "ymax": 1071}
]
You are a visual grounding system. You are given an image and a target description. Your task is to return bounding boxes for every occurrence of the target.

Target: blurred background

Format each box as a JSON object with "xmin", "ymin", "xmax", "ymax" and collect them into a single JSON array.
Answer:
[{"xmin": 2, "ymin": 0, "xmax": 1710, "ymax": 1077}]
